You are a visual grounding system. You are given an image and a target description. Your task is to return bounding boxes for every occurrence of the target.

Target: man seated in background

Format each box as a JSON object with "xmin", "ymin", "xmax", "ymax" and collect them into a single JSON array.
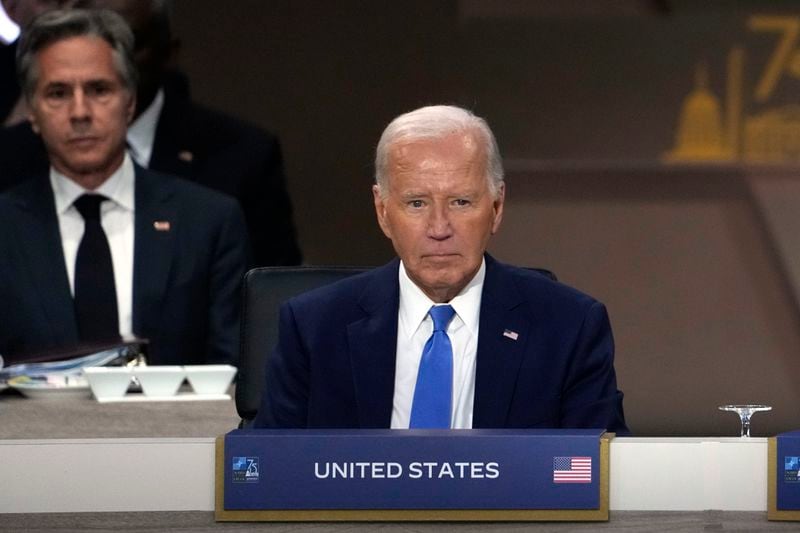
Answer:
[
  {"xmin": 254, "ymin": 105, "xmax": 628, "ymax": 434},
  {"xmin": 0, "ymin": 8, "xmax": 248, "ymax": 365},
  {"xmin": 0, "ymin": 0, "xmax": 302, "ymax": 266}
]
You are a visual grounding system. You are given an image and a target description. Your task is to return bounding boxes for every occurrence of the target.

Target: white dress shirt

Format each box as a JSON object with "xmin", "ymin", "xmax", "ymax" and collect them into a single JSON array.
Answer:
[
  {"xmin": 126, "ymin": 88, "xmax": 164, "ymax": 168},
  {"xmin": 390, "ymin": 259, "xmax": 485, "ymax": 429},
  {"xmin": 50, "ymin": 154, "xmax": 136, "ymax": 338}
]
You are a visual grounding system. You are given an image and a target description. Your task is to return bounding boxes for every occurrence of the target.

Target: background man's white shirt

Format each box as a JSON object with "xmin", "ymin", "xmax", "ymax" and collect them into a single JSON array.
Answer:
[{"xmin": 126, "ymin": 88, "xmax": 164, "ymax": 168}]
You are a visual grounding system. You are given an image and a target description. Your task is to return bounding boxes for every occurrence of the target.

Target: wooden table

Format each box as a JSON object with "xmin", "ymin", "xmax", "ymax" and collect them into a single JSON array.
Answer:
[{"xmin": 0, "ymin": 386, "xmax": 240, "ymax": 438}]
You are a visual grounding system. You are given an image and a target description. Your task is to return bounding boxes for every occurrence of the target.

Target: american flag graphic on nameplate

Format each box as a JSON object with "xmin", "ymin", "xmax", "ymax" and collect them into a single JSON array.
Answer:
[{"xmin": 552, "ymin": 456, "xmax": 592, "ymax": 483}]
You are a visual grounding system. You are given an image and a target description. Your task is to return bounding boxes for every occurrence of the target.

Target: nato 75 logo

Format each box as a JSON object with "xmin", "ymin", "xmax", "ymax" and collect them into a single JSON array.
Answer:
[
  {"xmin": 232, "ymin": 456, "xmax": 259, "ymax": 483},
  {"xmin": 785, "ymin": 456, "xmax": 800, "ymax": 483}
]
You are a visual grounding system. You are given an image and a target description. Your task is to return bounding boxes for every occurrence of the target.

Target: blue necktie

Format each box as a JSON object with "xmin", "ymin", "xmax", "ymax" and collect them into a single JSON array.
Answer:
[{"xmin": 409, "ymin": 305, "xmax": 456, "ymax": 428}]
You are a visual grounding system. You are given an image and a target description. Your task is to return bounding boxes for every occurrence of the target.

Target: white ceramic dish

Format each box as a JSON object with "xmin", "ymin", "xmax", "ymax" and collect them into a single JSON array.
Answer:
[
  {"xmin": 83, "ymin": 367, "xmax": 133, "ymax": 400},
  {"xmin": 8, "ymin": 375, "xmax": 90, "ymax": 400},
  {"xmin": 183, "ymin": 364, "xmax": 237, "ymax": 395},
  {"xmin": 133, "ymin": 366, "xmax": 186, "ymax": 397}
]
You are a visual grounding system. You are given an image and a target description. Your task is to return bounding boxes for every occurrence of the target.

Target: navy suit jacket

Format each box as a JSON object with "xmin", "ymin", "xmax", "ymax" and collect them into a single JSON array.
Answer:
[
  {"xmin": 254, "ymin": 255, "xmax": 629, "ymax": 434},
  {"xmin": 146, "ymin": 76, "xmax": 301, "ymax": 266},
  {"xmin": 0, "ymin": 166, "xmax": 249, "ymax": 365}
]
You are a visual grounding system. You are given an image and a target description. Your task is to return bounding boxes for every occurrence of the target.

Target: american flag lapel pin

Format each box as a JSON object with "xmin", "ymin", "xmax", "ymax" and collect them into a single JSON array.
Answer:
[
  {"xmin": 153, "ymin": 220, "xmax": 171, "ymax": 231},
  {"xmin": 502, "ymin": 329, "xmax": 519, "ymax": 341}
]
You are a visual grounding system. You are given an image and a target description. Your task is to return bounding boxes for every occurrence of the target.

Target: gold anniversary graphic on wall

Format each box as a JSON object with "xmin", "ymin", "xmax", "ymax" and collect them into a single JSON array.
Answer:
[{"xmin": 666, "ymin": 15, "xmax": 800, "ymax": 164}]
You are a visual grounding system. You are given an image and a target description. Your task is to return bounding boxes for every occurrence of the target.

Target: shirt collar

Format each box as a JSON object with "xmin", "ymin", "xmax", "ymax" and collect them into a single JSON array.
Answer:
[
  {"xmin": 126, "ymin": 87, "xmax": 164, "ymax": 167},
  {"xmin": 398, "ymin": 258, "xmax": 485, "ymax": 340},
  {"xmin": 50, "ymin": 152, "xmax": 136, "ymax": 215}
]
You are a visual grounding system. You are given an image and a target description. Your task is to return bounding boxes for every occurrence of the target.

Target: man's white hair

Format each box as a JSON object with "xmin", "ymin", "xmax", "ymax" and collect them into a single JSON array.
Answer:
[{"xmin": 374, "ymin": 105, "xmax": 504, "ymax": 198}]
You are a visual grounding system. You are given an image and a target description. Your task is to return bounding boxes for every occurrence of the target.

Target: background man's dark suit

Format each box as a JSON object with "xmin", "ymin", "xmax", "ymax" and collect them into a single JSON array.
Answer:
[
  {"xmin": 0, "ymin": 40, "xmax": 18, "ymax": 123},
  {"xmin": 254, "ymin": 254, "xmax": 628, "ymax": 434},
  {"xmin": 0, "ymin": 166, "xmax": 249, "ymax": 365},
  {"xmin": 0, "ymin": 74, "xmax": 302, "ymax": 266}
]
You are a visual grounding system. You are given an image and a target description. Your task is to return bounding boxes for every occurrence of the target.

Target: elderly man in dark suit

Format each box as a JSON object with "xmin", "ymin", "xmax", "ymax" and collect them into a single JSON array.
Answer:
[
  {"xmin": 0, "ymin": 0, "xmax": 302, "ymax": 267},
  {"xmin": 254, "ymin": 105, "xmax": 629, "ymax": 433},
  {"xmin": 0, "ymin": 8, "xmax": 248, "ymax": 365}
]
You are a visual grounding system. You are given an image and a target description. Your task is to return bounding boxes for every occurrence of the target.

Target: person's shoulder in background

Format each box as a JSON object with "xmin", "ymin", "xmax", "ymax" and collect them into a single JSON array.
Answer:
[
  {"xmin": 0, "ymin": 121, "xmax": 48, "ymax": 193},
  {"xmin": 151, "ymin": 72, "xmax": 302, "ymax": 266}
]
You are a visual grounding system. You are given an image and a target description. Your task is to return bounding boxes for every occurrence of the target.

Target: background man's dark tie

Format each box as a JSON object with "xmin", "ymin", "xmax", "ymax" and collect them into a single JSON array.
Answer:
[{"xmin": 73, "ymin": 194, "xmax": 120, "ymax": 343}]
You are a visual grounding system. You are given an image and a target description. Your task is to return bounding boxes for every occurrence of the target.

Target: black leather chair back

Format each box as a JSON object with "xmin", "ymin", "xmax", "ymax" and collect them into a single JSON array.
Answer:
[{"xmin": 236, "ymin": 266, "xmax": 367, "ymax": 426}]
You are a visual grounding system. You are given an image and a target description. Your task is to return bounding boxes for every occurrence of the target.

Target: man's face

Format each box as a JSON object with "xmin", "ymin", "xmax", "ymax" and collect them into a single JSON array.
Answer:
[
  {"xmin": 28, "ymin": 35, "xmax": 134, "ymax": 186},
  {"xmin": 373, "ymin": 132, "xmax": 504, "ymax": 303}
]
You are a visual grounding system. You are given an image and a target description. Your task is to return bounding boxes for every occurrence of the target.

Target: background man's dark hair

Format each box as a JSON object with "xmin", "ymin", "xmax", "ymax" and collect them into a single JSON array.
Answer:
[{"xmin": 17, "ymin": 8, "xmax": 138, "ymax": 100}]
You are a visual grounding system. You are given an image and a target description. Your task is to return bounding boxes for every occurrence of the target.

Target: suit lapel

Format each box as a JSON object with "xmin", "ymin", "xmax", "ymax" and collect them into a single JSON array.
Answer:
[
  {"xmin": 473, "ymin": 255, "xmax": 532, "ymax": 428},
  {"xmin": 149, "ymin": 88, "xmax": 195, "ymax": 178},
  {"xmin": 132, "ymin": 167, "xmax": 176, "ymax": 336},
  {"xmin": 347, "ymin": 260, "xmax": 400, "ymax": 427},
  {"xmin": 11, "ymin": 178, "xmax": 78, "ymax": 343}
]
